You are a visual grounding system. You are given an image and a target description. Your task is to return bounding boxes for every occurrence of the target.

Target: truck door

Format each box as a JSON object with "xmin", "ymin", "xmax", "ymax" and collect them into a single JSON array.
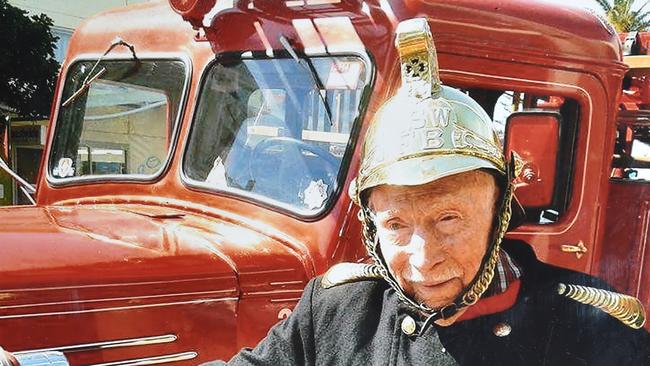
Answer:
[{"xmin": 601, "ymin": 111, "xmax": 650, "ymax": 313}]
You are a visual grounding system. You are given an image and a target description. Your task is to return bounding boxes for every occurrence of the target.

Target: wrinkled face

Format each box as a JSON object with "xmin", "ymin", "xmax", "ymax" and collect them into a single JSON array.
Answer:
[{"xmin": 369, "ymin": 170, "xmax": 498, "ymax": 311}]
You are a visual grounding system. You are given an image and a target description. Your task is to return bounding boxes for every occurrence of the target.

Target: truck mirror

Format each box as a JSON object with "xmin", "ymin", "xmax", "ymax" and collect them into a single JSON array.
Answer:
[
  {"xmin": 504, "ymin": 111, "xmax": 561, "ymax": 208},
  {"xmin": 0, "ymin": 115, "xmax": 9, "ymax": 162}
]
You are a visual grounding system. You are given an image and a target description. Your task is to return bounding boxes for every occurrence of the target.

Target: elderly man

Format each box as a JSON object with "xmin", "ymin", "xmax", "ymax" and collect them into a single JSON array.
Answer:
[
  {"xmin": 2, "ymin": 18, "xmax": 646, "ymax": 366},
  {"xmin": 200, "ymin": 18, "xmax": 650, "ymax": 365}
]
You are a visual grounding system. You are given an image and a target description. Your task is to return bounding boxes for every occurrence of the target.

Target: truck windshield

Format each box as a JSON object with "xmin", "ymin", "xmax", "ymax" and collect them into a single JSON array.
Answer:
[
  {"xmin": 183, "ymin": 56, "xmax": 369, "ymax": 215},
  {"xmin": 49, "ymin": 59, "xmax": 186, "ymax": 180}
]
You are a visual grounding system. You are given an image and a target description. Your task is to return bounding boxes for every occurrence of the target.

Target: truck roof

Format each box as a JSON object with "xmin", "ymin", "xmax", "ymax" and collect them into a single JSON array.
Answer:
[
  {"xmin": 69, "ymin": 0, "xmax": 622, "ymax": 69},
  {"xmin": 404, "ymin": 0, "xmax": 621, "ymax": 64}
]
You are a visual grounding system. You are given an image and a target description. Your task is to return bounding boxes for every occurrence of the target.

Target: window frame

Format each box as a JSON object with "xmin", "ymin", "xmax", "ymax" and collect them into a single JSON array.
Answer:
[
  {"xmin": 456, "ymin": 85, "xmax": 581, "ymax": 223},
  {"xmin": 180, "ymin": 50, "xmax": 374, "ymax": 220},
  {"xmin": 46, "ymin": 53, "xmax": 191, "ymax": 187}
]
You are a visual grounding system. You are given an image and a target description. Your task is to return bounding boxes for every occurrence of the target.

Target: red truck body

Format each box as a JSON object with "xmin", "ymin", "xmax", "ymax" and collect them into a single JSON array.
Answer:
[{"xmin": 0, "ymin": 1, "xmax": 646, "ymax": 365}]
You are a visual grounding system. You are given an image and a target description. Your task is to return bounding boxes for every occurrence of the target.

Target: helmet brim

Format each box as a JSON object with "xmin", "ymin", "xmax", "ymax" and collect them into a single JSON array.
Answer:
[
  {"xmin": 356, "ymin": 153, "xmax": 526, "ymax": 229},
  {"xmin": 359, "ymin": 154, "xmax": 500, "ymax": 192}
]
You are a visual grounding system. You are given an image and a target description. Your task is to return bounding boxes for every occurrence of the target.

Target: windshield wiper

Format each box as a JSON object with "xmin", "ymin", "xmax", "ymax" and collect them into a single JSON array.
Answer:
[
  {"xmin": 61, "ymin": 68, "xmax": 106, "ymax": 107},
  {"xmin": 279, "ymin": 35, "xmax": 333, "ymax": 126},
  {"xmin": 62, "ymin": 37, "xmax": 138, "ymax": 108}
]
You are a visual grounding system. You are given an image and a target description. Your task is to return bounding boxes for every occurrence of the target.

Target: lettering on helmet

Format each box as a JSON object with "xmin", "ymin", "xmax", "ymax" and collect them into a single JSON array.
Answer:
[
  {"xmin": 432, "ymin": 105, "xmax": 451, "ymax": 127},
  {"xmin": 398, "ymin": 104, "xmax": 452, "ymax": 154},
  {"xmin": 424, "ymin": 128, "xmax": 444, "ymax": 149},
  {"xmin": 452, "ymin": 126, "xmax": 500, "ymax": 157}
]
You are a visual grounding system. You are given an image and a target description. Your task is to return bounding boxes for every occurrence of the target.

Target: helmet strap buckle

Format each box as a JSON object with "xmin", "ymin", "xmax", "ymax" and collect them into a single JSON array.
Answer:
[{"xmin": 418, "ymin": 303, "xmax": 460, "ymax": 336}]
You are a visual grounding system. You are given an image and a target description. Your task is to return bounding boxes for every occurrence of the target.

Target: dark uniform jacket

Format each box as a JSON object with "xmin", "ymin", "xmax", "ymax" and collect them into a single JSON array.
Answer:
[{"xmin": 207, "ymin": 241, "xmax": 650, "ymax": 365}]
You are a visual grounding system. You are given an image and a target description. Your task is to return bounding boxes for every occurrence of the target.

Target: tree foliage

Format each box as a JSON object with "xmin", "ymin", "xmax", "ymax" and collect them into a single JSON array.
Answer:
[
  {"xmin": 595, "ymin": 0, "xmax": 650, "ymax": 32},
  {"xmin": 0, "ymin": 0, "xmax": 59, "ymax": 118}
]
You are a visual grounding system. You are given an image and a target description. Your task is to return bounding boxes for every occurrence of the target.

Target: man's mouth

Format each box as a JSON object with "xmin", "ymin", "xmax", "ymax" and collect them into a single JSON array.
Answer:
[
  {"xmin": 418, "ymin": 278, "xmax": 457, "ymax": 288},
  {"xmin": 412, "ymin": 277, "xmax": 463, "ymax": 305}
]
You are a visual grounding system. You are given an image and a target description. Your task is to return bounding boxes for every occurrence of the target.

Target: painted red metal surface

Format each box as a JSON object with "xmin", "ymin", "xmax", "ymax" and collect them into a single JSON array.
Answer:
[
  {"xmin": 600, "ymin": 183, "xmax": 650, "ymax": 310},
  {"xmin": 1, "ymin": 1, "xmax": 646, "ymax": 365}
]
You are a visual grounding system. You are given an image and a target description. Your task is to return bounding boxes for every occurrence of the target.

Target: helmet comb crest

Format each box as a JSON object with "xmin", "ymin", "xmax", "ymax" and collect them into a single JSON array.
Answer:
[{"xmin": 395, "ymin": 18, "xmax": 442, "ymax": 99}]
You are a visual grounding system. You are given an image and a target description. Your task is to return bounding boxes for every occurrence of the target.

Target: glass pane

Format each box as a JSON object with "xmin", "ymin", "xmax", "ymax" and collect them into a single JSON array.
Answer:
[
  {"xmin": 184, "ymin": 56, "xmax": 368, "ymax": 213},
  {"xmin": 50, "ymin": 60, "xmax": 186, "ymax": 179},
  {"xmin": 612, "ymin": 119, "xmax": 650, "ymax": 181}
]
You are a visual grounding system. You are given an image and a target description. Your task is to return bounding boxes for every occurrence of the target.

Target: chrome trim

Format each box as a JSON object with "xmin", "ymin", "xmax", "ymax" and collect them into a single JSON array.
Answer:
[
  {"xmin": 243, "ymin": 289, "xmax": 304, "ymax": 297},
  {"xmin": 268, "ymin": 280, "xmax": 304, "ymax": 286},
  {"xmin": 2, "ymin": 275, "xmax": 232, "ymax": 292},
  {"xmin": 0, "ymin": 298, "xmax": 237, "ymax": 320},
  {"xmin": 13, "ymin": 335, "xmax": 177, "ymax": 355},
  {"xmin": 269, "ymin": 297, "xmax": 301, "ymax": 303},
  {"xmin": 1, "ymin": 289, "xmax": 235, "ymax": 310},
  {"xmin": 88, "ymin": 352, "xmax": 197, "ymax": 366},
  {"xmin": 45, "ymin": 52, "xmax": 192, "ymax": 187}
]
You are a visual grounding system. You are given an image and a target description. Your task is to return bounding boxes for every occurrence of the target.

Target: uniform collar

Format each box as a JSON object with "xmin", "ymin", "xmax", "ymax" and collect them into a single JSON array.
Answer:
[{"xmin": 457, "ymin": 279, "xmax": 521, "ymax": 322}]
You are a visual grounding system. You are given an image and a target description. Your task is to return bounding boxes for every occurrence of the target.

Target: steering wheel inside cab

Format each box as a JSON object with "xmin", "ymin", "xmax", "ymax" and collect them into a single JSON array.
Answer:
[{"xmin": 248, "ymin": 137, "xmax": 340, "ymax": 209}]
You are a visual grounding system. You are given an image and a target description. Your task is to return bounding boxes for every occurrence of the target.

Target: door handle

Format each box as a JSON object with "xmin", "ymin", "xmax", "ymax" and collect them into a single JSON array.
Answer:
[{"xmin": 560, "ymin": 241, "xmax": 588, "ymax": 259}]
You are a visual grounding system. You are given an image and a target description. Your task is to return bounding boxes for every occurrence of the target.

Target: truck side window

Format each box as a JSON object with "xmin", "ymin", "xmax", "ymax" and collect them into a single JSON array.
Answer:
[
  {"xmin": 473, "ymin": 89, "xmax": 579, "ymax": 224},
  {"xmin": 49, "ymin": 59, "xmax": 186, "ymax": 181},
  {"xmin": 184, "ymin": 56, "xmax": 369, "ymax": 215},
  {"xmin": 612, "ymin": 112, "xmax": 650, "ymax": 181}
]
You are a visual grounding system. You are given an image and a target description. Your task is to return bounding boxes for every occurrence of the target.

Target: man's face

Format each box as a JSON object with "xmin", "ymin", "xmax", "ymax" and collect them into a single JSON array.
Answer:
[{"xmin": 369, "ymin": 170, "xmax": 498, "ymax": 312}]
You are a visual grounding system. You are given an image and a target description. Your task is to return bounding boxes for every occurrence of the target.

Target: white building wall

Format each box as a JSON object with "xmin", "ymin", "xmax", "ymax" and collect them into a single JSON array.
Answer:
[{"xmin": 8, "ymin": 0, "xmax": 151, "ymax": 63}]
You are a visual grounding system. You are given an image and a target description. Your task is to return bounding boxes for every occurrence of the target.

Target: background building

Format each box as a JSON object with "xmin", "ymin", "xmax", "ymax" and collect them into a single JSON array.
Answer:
[{"xmin": 2, "ymin": 0, "xmax": 149, "ymax": 205}]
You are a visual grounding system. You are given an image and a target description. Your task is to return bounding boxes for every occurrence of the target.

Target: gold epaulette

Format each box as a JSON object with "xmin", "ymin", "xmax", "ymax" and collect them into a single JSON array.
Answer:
[
  {"xmin": 321, "ymin": 263, "xmax": 383, "ymax": 289},
  {"xmin": 557, "ymin": 283, "xmax": 646, "ymax": 330}
]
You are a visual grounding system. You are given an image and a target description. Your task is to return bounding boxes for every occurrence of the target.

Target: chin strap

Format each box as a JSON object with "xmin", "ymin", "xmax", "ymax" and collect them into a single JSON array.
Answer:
[
  {"xmin": 457, "ymin": 158, "xmax": 517, "ymax": 308},
  {"xmin": 417, "ymin": 304, "xmax": 460, "ymax": 336}
]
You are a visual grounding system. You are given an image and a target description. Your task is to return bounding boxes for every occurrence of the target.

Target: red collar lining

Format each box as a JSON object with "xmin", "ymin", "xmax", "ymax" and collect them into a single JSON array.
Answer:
[{"xmin": 457, "ymin": 279, "xmax": 521, "ymax": 322}]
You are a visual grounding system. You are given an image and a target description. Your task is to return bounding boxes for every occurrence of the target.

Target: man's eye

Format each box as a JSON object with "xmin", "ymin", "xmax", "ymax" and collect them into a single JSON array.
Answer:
[
  {"xmin": 438, "ymin": 214, "xmax": 460, "ymax": 222},
  {"xmin": 387, "ymin": 222, "xmax": 404, "ymax": 231}
]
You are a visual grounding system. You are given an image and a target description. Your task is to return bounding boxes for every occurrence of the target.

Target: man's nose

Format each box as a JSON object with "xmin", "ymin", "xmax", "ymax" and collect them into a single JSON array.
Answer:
[{"xmin": 407, "ymin": 228, "xmax": 445, "ymax": 270}]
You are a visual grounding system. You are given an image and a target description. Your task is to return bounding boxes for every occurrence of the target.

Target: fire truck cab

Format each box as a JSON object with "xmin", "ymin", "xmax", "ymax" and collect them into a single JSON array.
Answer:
[{"xmin": 0, "ymin": 1, "xmax": 644, "ymax": 365}]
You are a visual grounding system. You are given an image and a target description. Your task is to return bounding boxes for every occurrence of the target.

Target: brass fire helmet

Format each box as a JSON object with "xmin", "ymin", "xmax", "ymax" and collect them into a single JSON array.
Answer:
[{"xmin": 349, "ymin": 18, "xmax": 524, "ymax": 321}]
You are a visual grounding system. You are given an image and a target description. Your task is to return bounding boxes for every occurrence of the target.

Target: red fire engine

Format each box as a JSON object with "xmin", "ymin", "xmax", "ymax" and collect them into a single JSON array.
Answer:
[{"xmin": 0, "ymin": 1, "xmax": 646, "ymax": 365}]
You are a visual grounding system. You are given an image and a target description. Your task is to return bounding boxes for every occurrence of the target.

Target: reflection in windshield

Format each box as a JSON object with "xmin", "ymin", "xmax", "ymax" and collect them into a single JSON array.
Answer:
[
  {"xmin": 49, "ymin": 60, "xmax": 186, "ymax": 180},
  {"xmin": 184, "ymin": 56, "xmax": 368, "ymax": 214}
]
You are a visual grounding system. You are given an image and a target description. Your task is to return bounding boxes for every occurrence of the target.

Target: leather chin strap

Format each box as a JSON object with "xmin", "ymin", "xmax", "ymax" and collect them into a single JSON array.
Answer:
[{"xmin": 362, "ymin": 157, "xmax": 518, "ymax": 335}]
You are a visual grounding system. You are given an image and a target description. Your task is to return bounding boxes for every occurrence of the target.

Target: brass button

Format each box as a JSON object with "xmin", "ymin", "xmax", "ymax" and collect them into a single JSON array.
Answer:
[
  {"xmin": 493, "ymin": 322, "xmax": 511, "ymax": 337},
  {"xmin": 401, "ymin": 315, "xmax": 417, "ymax": 335}
]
